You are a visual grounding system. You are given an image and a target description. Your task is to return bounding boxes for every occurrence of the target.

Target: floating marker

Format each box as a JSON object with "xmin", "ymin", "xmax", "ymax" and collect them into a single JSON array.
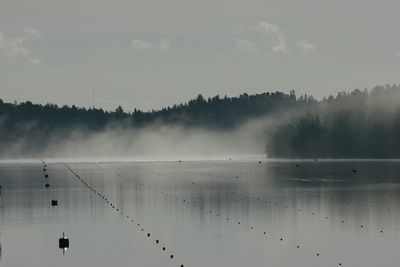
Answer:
[
  {"xmin": 45, "ymin": 183, "xmax": 50, "ymax": 188},
  {"xmin": 51, "ymin": 199, "xmax": 58, "ymax": 206},
  {"xmin": 59, "ymin": 232, "xmax": 69, "ymax": 249}
]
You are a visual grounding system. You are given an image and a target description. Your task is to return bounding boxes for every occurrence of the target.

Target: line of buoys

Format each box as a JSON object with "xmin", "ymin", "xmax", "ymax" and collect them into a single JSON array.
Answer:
[
  {"xmin": 143, "ymin": 162, "xmax": 392, "ymax": 238},
  {"xmin": 42, "ymin": 161, "xmax": 67, "ymax": 252},
  {"xmin": 96, "ymin": 164, "xmax": 328, "ymax": 259},
  {"xmin": 94, "ymin": 162, "xmax": 396, "ymax": 267},
  {"xmin": 63, "ymin": 163, "xmax": 185, "ymax": 267}
]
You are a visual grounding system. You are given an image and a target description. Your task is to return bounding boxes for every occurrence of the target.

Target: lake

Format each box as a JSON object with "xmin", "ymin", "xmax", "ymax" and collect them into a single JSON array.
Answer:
[{"xmin": 1, "ymin": 159, "xmax": 400, "ymax": 267}]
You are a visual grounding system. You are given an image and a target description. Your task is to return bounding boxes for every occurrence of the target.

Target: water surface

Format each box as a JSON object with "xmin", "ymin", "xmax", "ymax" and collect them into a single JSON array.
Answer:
[{"xmin": 1, "ymin": 160, "xmax": 400, "ymax": 267}]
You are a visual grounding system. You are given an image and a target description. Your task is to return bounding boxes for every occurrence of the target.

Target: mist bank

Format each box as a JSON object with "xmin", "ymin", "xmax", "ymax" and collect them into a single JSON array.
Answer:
[
  {"xmin": 0, "ymin": 91, "xmax": 300, "ymax": 159},
  {"xmin": 0, "ymin": 118, "xmax": 271, "ymax": 160},
  {"xmin": 267, "ymin": 84, "xmax": 400, "ymax": 158},
  {"xmin": 1, "ymin": 84, "xmax": 400, "ymax": 159}
]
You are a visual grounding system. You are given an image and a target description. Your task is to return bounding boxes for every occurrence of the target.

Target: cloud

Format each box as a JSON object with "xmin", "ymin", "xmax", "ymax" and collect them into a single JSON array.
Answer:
[
  {"xmin": 235, "ymin": 21, "xmax": 289, "ymax": 55},
  {"xmin": 297, "ymin": 40, "xmax": 316, "ymax": 54},
  {"xmin": 131, "ymin": 37, "xmax": 171, "ymax": 51},
  {"xmin": 236, "ymin": 21, "xmax": 315, "ymax": 56},
  {"xmin": 257, "ymin": 21, "xmax": 289, "ymax": 54},
  {"xmin": 23, "ymin": 27, "xmax": 42, "ymax": 39},
  {"xmin": 159, "ymin": 38, "xmax": 171, "ymax": 50},
  {"xmin": 235, "ymin": 38, "xmax": 259, "ymax": 53},
  {"xmin": 131, "ymin": 38, "xmax": 152, "ymax": 50},
  {"xmin": 0, "ymin": 31, "xmax": 40, "ymax": 64}
]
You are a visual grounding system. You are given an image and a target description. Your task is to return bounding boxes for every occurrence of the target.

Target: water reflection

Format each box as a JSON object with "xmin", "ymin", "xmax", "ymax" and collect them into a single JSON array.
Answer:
[{"xmin": 1, "ymin": 161, "xmax": 400, "ymax": 267}]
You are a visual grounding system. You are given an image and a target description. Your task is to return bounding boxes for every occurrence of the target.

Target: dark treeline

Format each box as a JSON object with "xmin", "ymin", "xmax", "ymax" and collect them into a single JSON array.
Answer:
[
  {"xmin": 2, "ymin": 84, "xmax": 400, "ymax": 158},
  {"xmin": 267, "ymin": 84, "xmax": 400, "ymax": 158},
  {"xmin": 0, "ymin": 91, "xmax": 308, "ymax": 156}
]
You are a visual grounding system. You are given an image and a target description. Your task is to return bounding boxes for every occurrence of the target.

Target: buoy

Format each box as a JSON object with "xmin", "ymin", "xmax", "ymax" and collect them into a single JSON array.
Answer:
[
  {"xmin": 59, "ymin": 232, "xmax": 69, "ymax": 249},
  {"xmin": 45, "ymin": 183, "xmax": 50, "ymax": 188},
  {"xmin": 51, "ymin": 199, "xmax": 58, "ymax": 206},
  {"xmin": 352, "ymin": 169, "xmax": 357, "ymax": 173},
  {"xmin": 162, "ymin": 247, "xmax": 166, "ymax": 251}
]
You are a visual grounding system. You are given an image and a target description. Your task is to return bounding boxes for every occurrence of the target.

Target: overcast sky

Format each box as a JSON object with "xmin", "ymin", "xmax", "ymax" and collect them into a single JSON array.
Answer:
[{"xmin": 1, "ymin": 0, "xmax": 399, "ymax": 111}]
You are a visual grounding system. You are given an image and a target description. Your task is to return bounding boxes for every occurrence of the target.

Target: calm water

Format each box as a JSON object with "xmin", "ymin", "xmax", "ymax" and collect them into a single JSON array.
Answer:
[{"xmin": 1, "ymin": 160, "xmax": 400, "ymax": 267}]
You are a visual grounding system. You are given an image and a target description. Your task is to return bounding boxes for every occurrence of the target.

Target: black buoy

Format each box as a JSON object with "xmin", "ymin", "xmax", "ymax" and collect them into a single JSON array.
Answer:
[
  {"xmin": 45, "ymin": 174, "xmax": 49, "ymax": 178},
  {"xmin": 51, "ymin": 199, "xmax": 58, "ymax": 206},
  {"xmin": 45, "ymin": 183, "xmax": 50, "ymax": 188},
  {"xmin": 352, "ymin": 169, "xmax": 357, "ymax": 173},
  {"xmin": 59, "ymin": 232, "xmax": 69, "ymax": 249}
]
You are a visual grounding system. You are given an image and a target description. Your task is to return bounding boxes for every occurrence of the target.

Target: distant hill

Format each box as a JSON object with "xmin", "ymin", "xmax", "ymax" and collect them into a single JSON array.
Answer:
[
  {"xmin": 0, "ymin": 91, "xmax": 311, "ymax": 156},
  {"xmin": 266, "ymin": 84, "xmax": 400, "ymax": 158},
  {"xmin": 2, "ymin": 84, "xmax": 400, "ymax": 158}
]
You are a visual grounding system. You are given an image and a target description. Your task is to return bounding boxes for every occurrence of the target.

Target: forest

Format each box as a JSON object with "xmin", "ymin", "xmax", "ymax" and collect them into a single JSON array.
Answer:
[
  {"xmin": 266, "ymin": 84, "xmax": 400, "ymax": 158},
  {"xmin": 1, "ymin": 84, "xmax": 400, "ymax": 158}
]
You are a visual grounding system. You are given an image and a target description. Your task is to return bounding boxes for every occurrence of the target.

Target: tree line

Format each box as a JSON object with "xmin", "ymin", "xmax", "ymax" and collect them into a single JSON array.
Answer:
[
  {"xmin": 1, "ymin": 84, "xmax": 400, "ymax": 158},
  {"xmin": 266, "ymin": 84, "xmax": 400, "ymax": 158}
]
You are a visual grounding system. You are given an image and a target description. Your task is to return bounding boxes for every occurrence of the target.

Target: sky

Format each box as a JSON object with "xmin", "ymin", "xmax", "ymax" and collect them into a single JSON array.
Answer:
[{"xmin": 0, "ymin": 0, "xmax": 400, "ymax": 111}]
